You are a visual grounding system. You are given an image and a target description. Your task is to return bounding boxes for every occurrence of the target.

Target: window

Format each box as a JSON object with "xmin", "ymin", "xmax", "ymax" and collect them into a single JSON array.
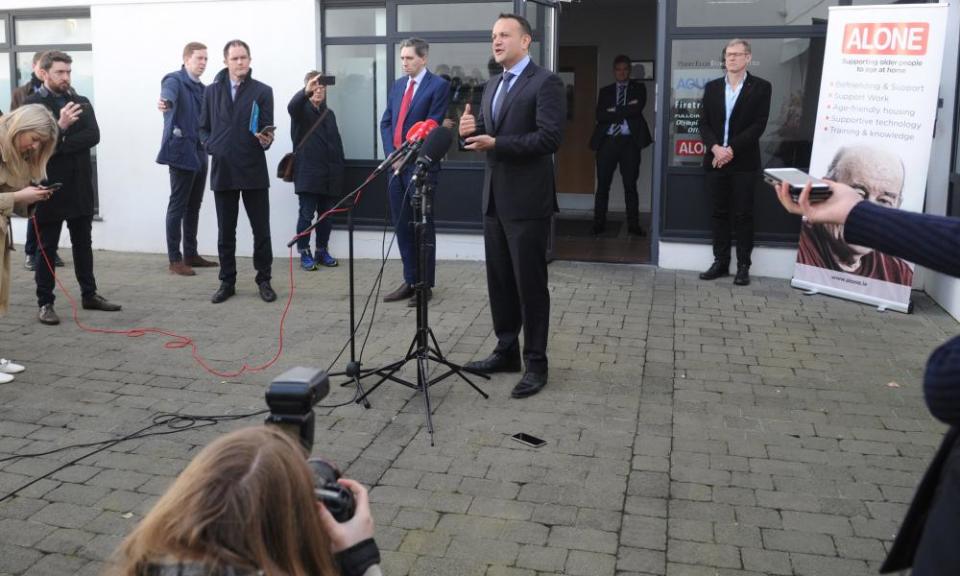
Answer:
[
  {"xmin": 395, "ymin": 42, "xmax": 494, "ymax": 161},
  {"xmin": 15, "ymin": 16, "xmax": 91, "ymax": 45},
  {"xmin": 676, "ymin": 0, "xmax": 840, "ymax": 27},
  {"xmin": 397, "ymin": 3, "xmax": 512, "ymax": 32},
  {"xmin": 668, "ymin": 37, "xmax": 824, "ymax": 169},
  {"xmin": 325, "ymin": 7, "xmax": 386, "ymax": 37},
  {"xmin": 326, "ymin": 44, "xmax": 388, "ymax": 160}
]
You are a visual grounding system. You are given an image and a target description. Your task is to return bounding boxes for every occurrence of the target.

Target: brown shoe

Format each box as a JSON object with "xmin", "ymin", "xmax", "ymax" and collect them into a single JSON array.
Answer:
[
  {"xmin": 186, "ymin": 255, "xmax": 219, "ymax": 268},
  {"xmin": 383, "ymin": 282, "xmax": 414, "ymax": 303},
  {"xmin": 169, "ymin": 261, "xmax": 196, "ymax": 276}
]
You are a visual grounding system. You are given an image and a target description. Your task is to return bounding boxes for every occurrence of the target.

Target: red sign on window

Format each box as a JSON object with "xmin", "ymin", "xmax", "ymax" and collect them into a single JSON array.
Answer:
[{"xmin": 675, "ymin": 139, "xmax": 704, "ymax": 156}]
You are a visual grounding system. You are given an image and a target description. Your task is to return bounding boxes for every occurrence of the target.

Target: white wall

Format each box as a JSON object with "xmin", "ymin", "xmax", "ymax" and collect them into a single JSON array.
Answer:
[{"xmin": 557, "ymin": 0, "xmax": 657, "ymax": 214}]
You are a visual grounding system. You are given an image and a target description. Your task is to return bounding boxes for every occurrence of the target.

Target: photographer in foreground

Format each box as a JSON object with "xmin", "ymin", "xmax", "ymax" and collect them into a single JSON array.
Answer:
[
  {"xmin": 107, "ymin": 425, "xmax": 381, "ymax": 576},
  {"xmin": 776, "ymin": 179, "xmax": 960, "ymax": 575}
]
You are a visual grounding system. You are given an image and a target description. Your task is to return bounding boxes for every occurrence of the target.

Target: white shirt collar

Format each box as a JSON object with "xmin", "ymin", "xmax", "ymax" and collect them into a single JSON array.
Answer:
[{"xmin": 408, "ymin": 67, "xmax": 428, "ymax": 86}]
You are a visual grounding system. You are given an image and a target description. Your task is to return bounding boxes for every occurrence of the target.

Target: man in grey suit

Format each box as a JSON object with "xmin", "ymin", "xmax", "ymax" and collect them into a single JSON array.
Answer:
[{"xmin": 459, "ymin": 13, "xmax": 565, "ymax": 399}]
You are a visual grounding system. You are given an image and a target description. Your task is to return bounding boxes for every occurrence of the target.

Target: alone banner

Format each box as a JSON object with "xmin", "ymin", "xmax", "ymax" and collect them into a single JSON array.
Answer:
[{"xmin": 792, "ymin": 3, "xmax": 948, "ymax": 313}]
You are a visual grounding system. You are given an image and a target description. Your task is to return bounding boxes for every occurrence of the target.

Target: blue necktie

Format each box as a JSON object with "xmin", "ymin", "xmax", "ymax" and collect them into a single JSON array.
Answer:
[
  {"xmin": 611, "ymin": 84, "xmax": 626, "ymax": 136},
  {"xmin": 493, "ymin": 71, "xmax": 514, "ymax": 128}
]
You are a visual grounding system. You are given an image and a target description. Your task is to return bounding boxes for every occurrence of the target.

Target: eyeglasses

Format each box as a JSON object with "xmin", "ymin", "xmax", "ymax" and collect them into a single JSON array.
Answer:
[{"xmin": 725, "ymin": 52, "xmax": 748, "ymax": 58}]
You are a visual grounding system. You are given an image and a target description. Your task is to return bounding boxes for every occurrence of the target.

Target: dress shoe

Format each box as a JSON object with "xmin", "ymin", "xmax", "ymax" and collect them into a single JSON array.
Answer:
[
  {"xmin": 38, "ymin": 304, "xmax": 60, "ymax": 325},
  {"xmin": 407, "ymin": 287, "xmax": 432, "ymax": 307},
  {"xmin": 24, "ymin": 254, "xmax": 35, "ymax": 271},
  {"xmin": 591, "ymin": 222, "xmax": 606, "ymax": 235},
  {"xmin": 169, "ymin": 261, "xmax": 196, "ymax": 276},
  {"xmin": 734, "ymin": 265, "xmax": 751, "ymax": 286},
  {"xmin": 383, "ymin": 282, "xmax": 414, "ymax": 303},
  {"xmin": 699, "ymin": 261, "xmax": 729, "ymax": 281},
  {"xmin": 464, "ymin": 351, "xmax": 522, "ymax": 374},
  {"xmin": 512, "ymin": 371, "xmax": 548, "ymax": 399},
  {"xmin": 258, "ymin": 281, "xmax": 277, "ymax": 303},
  {"xmin": 211, "ymin": 283, "xmax": 235, "ymax": 304},
  {"xmin": 628, "ymin": 224, "xmax": 646, "ymax": 237},
  {"xmin": 82, "ymin": 294, "xmax": 122, "ymax": 311},
  {"xmin": 54, "ymin": 254, "xmax": 65, "ymax": 267},
  {"xmin": 186, "ymin": 255, "xmax": 219, "ymax": 267}
]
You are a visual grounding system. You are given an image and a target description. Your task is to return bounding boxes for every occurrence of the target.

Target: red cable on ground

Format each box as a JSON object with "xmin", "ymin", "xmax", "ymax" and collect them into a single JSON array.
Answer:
[{"xmin": 32, "ymin": 214, "xmax": 295, "ymax": 378}]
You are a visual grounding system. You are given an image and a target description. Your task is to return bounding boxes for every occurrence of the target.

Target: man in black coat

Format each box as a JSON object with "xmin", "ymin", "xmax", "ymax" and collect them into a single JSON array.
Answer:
[
  {"xmin": 200, "ymin": 40, "xmax": 276, "ymax": 304},
  {"xmin": 697, "ymin": 39, "xmax": 771, "ymax": 286},
  {"xmin": 776, "ymin": 179, "xmax": 960, "ymax": 576},
  {"xmin": 589, "ymin": 54, "xmax": 652, "ymax": 236},
  {"xmin": 27, "ymin": 51, "xmax": 121, "ymax": 326},
  {"xmin": 288, "ymin": 71, "xmax": 344, "ymax": 270},
  {"xmin": 459, "ymin": 13, "xmax": 565, "ymax": 399}
]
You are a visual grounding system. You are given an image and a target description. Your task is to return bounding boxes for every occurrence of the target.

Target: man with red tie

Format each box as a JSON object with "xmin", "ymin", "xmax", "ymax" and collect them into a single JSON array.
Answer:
[{"xmin": 379, "ymin": 38, "xmax": 451, "ymax": 306}]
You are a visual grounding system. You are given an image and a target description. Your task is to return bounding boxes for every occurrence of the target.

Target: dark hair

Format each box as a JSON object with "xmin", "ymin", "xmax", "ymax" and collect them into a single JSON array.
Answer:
[
  {"xmin": 399, "ymin": 37, "xmax": 430, "ymax": 58},
  {"xmin": 39, "ymin": 50, "xmax": 71, "ymax": 71},
  {"xmin": 183, "ymin": 42, "xmax": 207, "ymax": 60},
  {"xmin": 223, "ymin": 39, "xmax": 250, "ymax": 59},
  {"xmin": 497, "ymin": 13, "xmax": 533, "ymax": 37},
  {"xmin": 613, "ymin": 54, "xmax": 631, "ymax": 68}
]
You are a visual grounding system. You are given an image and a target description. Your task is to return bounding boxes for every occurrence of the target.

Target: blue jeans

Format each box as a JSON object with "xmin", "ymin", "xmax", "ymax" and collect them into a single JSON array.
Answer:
[
  {"xmin": 296, "ymin": 193, "xmax": 336, "ymax": 252},
  {"xmin": 166, "ymin": 164, "xmax": 207, "ymax": 262}
]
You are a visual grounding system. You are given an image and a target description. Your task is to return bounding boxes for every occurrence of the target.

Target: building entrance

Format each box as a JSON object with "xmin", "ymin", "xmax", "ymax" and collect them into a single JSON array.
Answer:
[{"xmin": 553, "ymin": 0, "xmax": 657, "ymax": 265}]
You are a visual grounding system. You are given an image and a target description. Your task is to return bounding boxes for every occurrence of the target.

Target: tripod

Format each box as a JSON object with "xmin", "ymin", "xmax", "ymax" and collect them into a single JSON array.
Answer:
[{"xmin": 356, "ymin": 169, "xmax": 488, "ymax": 445}]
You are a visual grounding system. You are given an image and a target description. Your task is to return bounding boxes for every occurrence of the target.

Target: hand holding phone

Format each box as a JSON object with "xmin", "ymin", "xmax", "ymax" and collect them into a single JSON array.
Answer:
[
  {"xmin": 42, "ymin": 182, "xmax": 63, "ymax": 192},
  {"xmin": 258, "ymin": 125, "xmax": 277, "ymax": 136},
  {"xmin": 763, "ymin": 168, "xmax": 831, "ymax": 203}
]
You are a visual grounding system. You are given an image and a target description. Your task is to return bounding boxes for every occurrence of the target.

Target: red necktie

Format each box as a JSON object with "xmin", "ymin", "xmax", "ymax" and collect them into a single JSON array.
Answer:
[{"xmin": 393, "ymin": 79, "xmax": 416, "ymax": 149}]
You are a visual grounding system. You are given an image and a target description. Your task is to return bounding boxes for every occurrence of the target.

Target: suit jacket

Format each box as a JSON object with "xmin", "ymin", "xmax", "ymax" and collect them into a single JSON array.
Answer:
[
  {"xmin": 25, "ymin": 88, "xmax": 100, "ymax": 223},
  {"xmin": 473, "ymin": 61, "xmax": 565, "ymax": 220},
  {"xmin": 698, "ymin": 72, "xmax": 771, "ymax": 171},
  {"xmin": 380, "ymin": 70, "xmax": 450, "ymax": 156},
  {"xmin": 199, "ymin": 68, "xmax": 273, "ymax": 191},
  {"xmin": 589, "ymin": 80, "xmax": 652, "ymax": 151},
  {"xmin": 841, "ymin": 201, "xmax": 960, "ymax": 574},
  {"xmin": 157, "ymin": 67, "xmax": 206, "ymax": 172}
]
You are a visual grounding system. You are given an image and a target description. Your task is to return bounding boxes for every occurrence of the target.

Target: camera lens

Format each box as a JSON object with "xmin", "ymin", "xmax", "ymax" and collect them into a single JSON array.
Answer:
[{"xmin": 308, "ymin": 458, "xmax": 356, "ymax": 522}]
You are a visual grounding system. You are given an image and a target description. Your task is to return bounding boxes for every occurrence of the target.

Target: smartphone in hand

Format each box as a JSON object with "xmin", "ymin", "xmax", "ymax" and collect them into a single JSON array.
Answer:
[
  {"xmin": 763, "ymin": 168, "xmax": 831, "ymax": 203},
  {"xmin": 41, "ymin": 182, "xmax": 63, "ymax": 192},
  {"xmin": 258, "ymin": 125, "xmax": 277, "ymax": 137}
]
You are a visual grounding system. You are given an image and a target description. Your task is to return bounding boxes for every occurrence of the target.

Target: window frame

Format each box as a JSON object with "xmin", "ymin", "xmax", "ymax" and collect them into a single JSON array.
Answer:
[{"xmin": 321, "ymin": 0, "xmax": 548, "ymax": 163}]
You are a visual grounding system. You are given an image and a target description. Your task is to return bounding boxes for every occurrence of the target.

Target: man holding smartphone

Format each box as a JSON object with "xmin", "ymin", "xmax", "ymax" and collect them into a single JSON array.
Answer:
[
  {"xmin": 26, "ymin": 50, "xmax": 122, "ymax": 326},
  {"xmin": 157, "ymin": 42, "xmax": 218, "ymax": 277},
  {"xmin": 200, "ymin": 39, "xmax": 276, "ymax": 304}
]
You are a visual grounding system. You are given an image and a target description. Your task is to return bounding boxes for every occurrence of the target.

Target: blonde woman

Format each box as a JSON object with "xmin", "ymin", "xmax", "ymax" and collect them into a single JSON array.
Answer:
[
  {"xmin": 108, "ymin": 425, "xmax": 381, "ymax": 576},
  {"xmin": 0, "ymin": 104, "xmax": 58, "ymax": 384}
]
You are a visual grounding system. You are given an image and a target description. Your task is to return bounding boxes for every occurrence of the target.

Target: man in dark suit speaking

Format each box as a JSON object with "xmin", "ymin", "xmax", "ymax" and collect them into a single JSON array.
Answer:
[
  {"xmin": 589, "ymin": 54, "xmax": 652, "ymax": 237},
  {"xmin": 459, "ymin": 13, "xmax": 564, "ymax": 399},
  {"xmin": 697, "ymin": 38, "xmax": 771, "ymax": 286}
]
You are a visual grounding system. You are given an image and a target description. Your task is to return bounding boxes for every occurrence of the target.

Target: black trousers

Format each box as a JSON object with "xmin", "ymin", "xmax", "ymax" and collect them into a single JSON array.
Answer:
[
  {"xmin": 706, "ymin": 169, "xmax": 757, "ymax": 267},
  {"xmin": 35, "ymin": 215, "xmax": 97, "ymax": 307},
  {"xmin": 594, "ymin": 135, "xmax": 641, "ymax": 228},
  {"xmin": 166, "ymin": 164, "xmax": 207, "ymax": 263},
  {"xmin": 483, "ymin": 210, "xmax": 550, "ymax": 374},
  {"xmin": 214, "ymin": 189, "xmax": 272, "ymax": 286}
]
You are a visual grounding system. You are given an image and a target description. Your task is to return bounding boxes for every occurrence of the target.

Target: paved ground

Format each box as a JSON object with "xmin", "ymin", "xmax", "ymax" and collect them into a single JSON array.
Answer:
[{"xmin": 0, "ymin": 249, "xmax": 951, "ymax": 575}]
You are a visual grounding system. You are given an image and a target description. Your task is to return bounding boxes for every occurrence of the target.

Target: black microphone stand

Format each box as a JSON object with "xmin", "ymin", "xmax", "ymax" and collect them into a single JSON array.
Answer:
[
  {"xmin": 354, "ymin": 164, "xmax": 489, "ymax": 446},
  {"xmin": 290, "ymin": 158, "xmax": 402, "ymax": 410}
]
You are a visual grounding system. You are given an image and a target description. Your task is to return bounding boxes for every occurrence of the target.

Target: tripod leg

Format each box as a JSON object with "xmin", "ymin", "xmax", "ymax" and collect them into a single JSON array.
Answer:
[{"xmin": 419, "ymin": 355, "xmax": 435, "ymax": 446}]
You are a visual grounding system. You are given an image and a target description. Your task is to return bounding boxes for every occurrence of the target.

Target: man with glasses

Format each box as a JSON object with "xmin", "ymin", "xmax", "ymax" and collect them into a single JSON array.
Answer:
[{"xmin": 698, "ymin": 39, "xmax": 771, "ymax": 286}]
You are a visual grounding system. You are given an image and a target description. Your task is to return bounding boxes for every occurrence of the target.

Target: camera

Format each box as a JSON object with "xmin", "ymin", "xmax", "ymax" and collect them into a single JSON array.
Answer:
[
  {"xmin": 309, "ymin": 458, "xmax": 356, "ymax": 522},
  {"xmin": 265, "ymin": 367, "xmax": 355, "ymax": 522}
]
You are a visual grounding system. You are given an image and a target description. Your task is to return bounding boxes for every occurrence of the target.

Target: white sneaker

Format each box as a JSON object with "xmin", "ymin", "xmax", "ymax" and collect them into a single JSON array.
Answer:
[
  {"xmin": 0, "ymin": 359, "xmax": 25, "ymax": 374},
  {"xmin": 0, "ymin": 372, "xmax": 13, "ymax": 384}
]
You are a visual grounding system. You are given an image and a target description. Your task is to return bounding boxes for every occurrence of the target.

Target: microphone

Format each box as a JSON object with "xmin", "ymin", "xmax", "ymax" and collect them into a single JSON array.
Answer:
[
  {"xmin": 393, "ymin": 119, "xmax": 439, "ymax": 176},
  {"xmin": 413, "ymin": 127, "xmax": 453, "ymax": 177},
  {"xmin": 376, "ymin": 121, "xmax": 425, "ymax": 172}
]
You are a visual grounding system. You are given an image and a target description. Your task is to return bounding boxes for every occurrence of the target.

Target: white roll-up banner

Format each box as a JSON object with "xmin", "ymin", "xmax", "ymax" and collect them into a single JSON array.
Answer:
[{"xmin": 792, "ymin": 3, "xmax": 948, "ymax": 313}]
